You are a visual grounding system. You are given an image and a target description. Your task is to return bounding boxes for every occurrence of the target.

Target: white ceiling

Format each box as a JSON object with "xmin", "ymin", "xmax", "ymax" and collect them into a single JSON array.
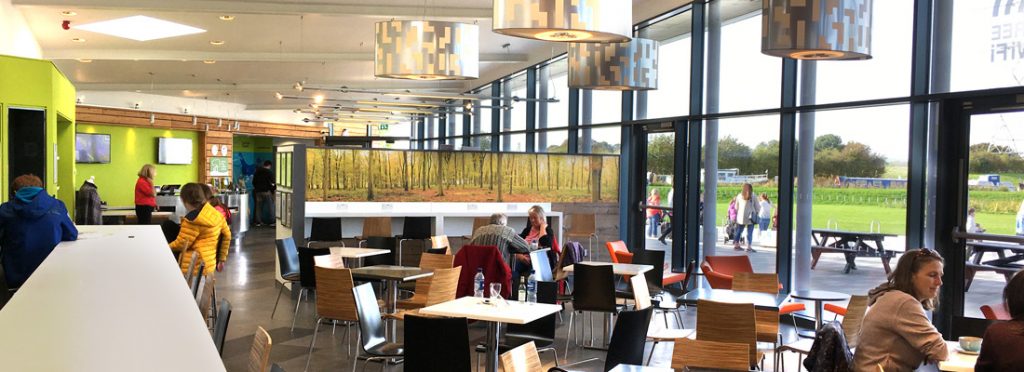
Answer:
[{"xmin": 15, "ymin": 0, "xmax": 692, "ymax": 108}]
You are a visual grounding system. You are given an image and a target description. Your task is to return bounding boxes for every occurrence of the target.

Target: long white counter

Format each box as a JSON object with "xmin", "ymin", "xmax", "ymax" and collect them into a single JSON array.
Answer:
[{"xmin": 0, "ymin": 225, "xmax": 225, "ymax": 371}]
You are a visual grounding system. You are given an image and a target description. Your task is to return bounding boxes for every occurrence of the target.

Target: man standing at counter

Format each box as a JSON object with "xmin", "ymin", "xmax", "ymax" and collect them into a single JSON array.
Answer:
[
  {"xmin": 252, "ymin": 160, "xmax": 275, "ymax": 227},
  {"xmin": 0, "ymin": 174, "xmax": 78, "ymax": 290}
]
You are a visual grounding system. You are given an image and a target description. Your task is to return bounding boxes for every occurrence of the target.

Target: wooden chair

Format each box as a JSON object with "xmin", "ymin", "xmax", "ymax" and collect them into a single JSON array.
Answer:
[
  {"xmin": 777, "ymin": 295, "xmax": 869, "ymax": 368},
  {"xmin": 672, "ymin": 338, "xmax": 751, "ymax": 371},
  {"xmin": 391, "ymin": 266, "xmax": 461, "ymax": 320},
  {"xmin": 731, "ymin": 272, "xmax": 803, "ymax": 371},
  {"xmin": 313, "ymin": 254, "xmax": 345, "ymax": 269},
  {"xmin": 248, "ymin": 326, "xmax": 273, "ymax": 372},
  {"xmin": 630, "ymin": 273, "xmax": 652, "ymax": 310},
  {"xmin": 500, "ymin": 341, "xmax": 543, "ymax": 372},
  {"xmin": 565, "ymin": 213, "xmax": 598, "ymax": 260},
  {"xmin": 305, "ymin": 266, "xmax": 359, "ymax": 370},
  {"xmin": 696, "ymin": 299, "xmax": 760, "ymax": 369},
  {"xmin": 356, "ymin": 217, "xmax": 392, "ymax": 245},
  {"xmin": 430, "ymin": 235, "xmax": 452, "ymax": 254},
  {"xmin": 397, "ymin": 254, "xmax": 455, "ymax": 310}
]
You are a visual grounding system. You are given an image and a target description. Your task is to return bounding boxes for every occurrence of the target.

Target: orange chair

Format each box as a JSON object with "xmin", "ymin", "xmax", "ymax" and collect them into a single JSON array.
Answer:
[
  {"xmin": 823, "ymin": 303, "xmax": 848, "ymax": 317},
  {"xmin": 981, "ymin": 303, "xmax": 1012, "ymax": 320},
  {"xmin": 606, "ymin": 241, "xmax": 633, "ymax": 264},
  {"xmin": 701, "ymin": 255, "xmax": 754, "ymax": 289}
]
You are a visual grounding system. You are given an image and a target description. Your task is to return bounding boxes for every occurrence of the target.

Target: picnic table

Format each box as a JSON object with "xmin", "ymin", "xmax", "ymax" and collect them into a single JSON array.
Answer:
[
  {"xmin": 810, "ymin": 229, "xmax": 899, "ymax": 274},
  {"xmin": 964, "ymin": 240, "xmax": 1024, "ymax": 291}
]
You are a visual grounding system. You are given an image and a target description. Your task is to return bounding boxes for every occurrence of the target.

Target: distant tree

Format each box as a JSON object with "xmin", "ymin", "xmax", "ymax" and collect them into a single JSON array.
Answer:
[
  {"xmin": 647, "ymin": 136, "xmax": 674, "ymax": 175},
  {"xmin": 814, "ymin": 141, "xmax": 886, "ymax": 177},
  {"xmin": 815, "ymin": 134, "xmax": 844, "ymax": 152},
  {"xmin": 750, "ymin": 140, "xmax": 780, "ymax": 178},
  {"xmin": 718, "ymin": 135, "xmax": 752, "ymax": 172},
  {"xmin": 969, "ymin": 143, "xmax": 1024, "ymax": 173}
]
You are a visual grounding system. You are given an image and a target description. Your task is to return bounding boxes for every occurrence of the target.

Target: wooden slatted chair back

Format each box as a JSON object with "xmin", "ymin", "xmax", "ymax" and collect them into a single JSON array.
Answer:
[
  {"xmin": 731, "ymin": 272, "xmax": 780, "ymax": 294},
  {"xmin": 566, "ymin": 214, "xmax": 596, "ymax": 236},
  {"xmin": 424, "ymin": 266, "xmax": 461, "ymax": 307},
  {"xmin": 313, "ymin": 266, "xmax": 358, "ymax": 322},
  {"xmin": 630, "ymin": 273, "xmax": 652, "ymax": 310},
  {"xmin": 362, "ymin": 217, "xmax": 392, "ymax": 238},
  {"xmin": 842, "ymin": 295, "xmax": 869, "ymax": 348},
  {"xmin": 499, "ymin": 341, "xmax": 542, "ymax": 372},
  {"xmin": 248, "ymin": 326, "xmax": 273, "ymax": 372},
  {"xmin": 672, "ymin": 338, "xmax": 750, "ymax": 371},
  {"xmin": 430, "ymin": 235, "xmax": 452, "ymax": 254},
  {"xmin": 696, "ymin": 299, "xmax": 758, "ymax": 367}
]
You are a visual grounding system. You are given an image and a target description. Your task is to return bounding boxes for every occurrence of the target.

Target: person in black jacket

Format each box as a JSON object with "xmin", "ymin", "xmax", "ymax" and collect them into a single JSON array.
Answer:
[{"xmin": 251, "ymin": 160, "xmax": 275, "ymax": 227}]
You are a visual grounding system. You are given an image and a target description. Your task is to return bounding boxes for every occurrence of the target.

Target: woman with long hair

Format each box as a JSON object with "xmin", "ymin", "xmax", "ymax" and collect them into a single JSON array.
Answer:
[
  {"xmin": 975, "ymin": 270, "xmax": 1024, "ymax": 371},
  {"xmin": 733, "ymin": 183, "xmax": 759, "ymax": 252},
  {"xmin": 134, "ymin": 164, "xmax": 157, "ymax": 224},
  {"xmin": 854, "ymin": 248, "xmax": 948, "ymax": 371}
]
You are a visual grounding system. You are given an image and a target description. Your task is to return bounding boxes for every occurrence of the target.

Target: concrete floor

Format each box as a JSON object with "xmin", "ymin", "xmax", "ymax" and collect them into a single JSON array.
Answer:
[{"xmin": 216, "ymin": 227, "xmax": 1006, "ymax": 371}]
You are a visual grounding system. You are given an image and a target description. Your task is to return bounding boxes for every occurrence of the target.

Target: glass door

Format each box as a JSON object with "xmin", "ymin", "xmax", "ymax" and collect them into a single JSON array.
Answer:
[{"xmin": 637, "ymin": 124, "xmax": 677, "ymax": 270}]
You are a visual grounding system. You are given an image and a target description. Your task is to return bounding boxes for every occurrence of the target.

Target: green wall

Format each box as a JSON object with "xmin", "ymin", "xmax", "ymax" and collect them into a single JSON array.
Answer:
[
  {"xmin": 0, "ymin": 55, "xmax": 76, "ymax": 207},
  {"xmin": 76, "ymin": 124, "xmax": 200, "ymax": 207}
]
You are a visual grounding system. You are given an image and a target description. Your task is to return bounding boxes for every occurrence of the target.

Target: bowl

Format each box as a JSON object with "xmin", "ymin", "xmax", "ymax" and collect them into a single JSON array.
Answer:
[{"xmin": 958, "ymin": 336, "xmax": 982, "ymax": 352}]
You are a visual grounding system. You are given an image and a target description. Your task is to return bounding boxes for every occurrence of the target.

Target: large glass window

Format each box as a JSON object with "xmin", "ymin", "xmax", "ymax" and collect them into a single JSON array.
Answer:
[
  {"xmin": 814, "ymin": 0, "xmax": 913, "ymax": 103},
  {"xmin": 709, "ymin": 1, "xmax": 780, "ymax": 113},
  {"xmin": 944, "ymin": 0, "xmax": 1024, "ymax": 92},
  {"xmin": 509, "ymin": 73, "xmax": 529, "ymax": 132},
  {"xmin": 544, "ymin": 59, "xmax": 570, "ymax": 128},
  {"xmin": 580, "ymin": 125, "xmax": 621, "ymax": 155},
  {"xmin": 477, "ymin": 85, "xmax": 493, "ymax": 135},
  {"xmin": 590, "ymin": 90, "xmax": 622, "ymax": 124},
  {"xmin": 543, "ymin": 130, "xmax": 569, "ymax": 153},
  {"xmin": 637, "ymin": 9, "xmax": 693, "ymax": 119}
]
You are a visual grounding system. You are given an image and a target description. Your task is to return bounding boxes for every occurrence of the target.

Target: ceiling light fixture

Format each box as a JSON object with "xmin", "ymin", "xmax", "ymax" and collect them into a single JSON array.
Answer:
[
  {"xmin": 219, "ymin": 15, "xmax": 235, "ymax": 21},
  {"xmin": 77, "ymin": 58, "xmax": 92, "ymax": 63},
  {"xmin": 492, "ymin": 0, "xmax": 632, "ymax": 43},
  {"xmin": 71, "ymin": 38, "xmax": 86, "ymax": 43},
  {"xmin": 203, "ymin": 60, "xmax": 217, "ymax": 64},
  {"xmin": 210, "ymin": 40, "xmax": 225, "ymax": 46},
  {"xmin": 568, "ymin": 38, "xmax": 659, "ymax": 90},
  {"xmin": 73, "ymin": 15, "xmax": 206, "ymax": 42},
  {"xmin": 61, "ymin": 10, "xmax": 77, "ymax": 16},
  {"xmin": 762, "ymin": 0, "xmax": 873, "ymax": 60},
  {"xmin": 375, "ymin": 20, "xmax": 479, "ymax": 80}
]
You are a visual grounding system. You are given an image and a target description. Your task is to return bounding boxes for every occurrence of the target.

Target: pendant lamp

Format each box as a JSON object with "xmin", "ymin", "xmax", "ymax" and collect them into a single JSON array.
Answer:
[
  {"xmin": 375, "ymin": 20, "xmax": 479, "ymax": 80},
  {"xmin": 762, "ymin": 0, "xmax": 872, "ymax": 60},
  {"xmin": 493, "ymin": 0, "xmax": 631, "ymax": 43},
  {"xmin": 568, "ymin": 38, "xmax": 659, "ymax": 90}
]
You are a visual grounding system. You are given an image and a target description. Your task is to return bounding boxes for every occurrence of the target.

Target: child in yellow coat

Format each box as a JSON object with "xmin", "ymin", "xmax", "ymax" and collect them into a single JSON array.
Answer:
[{"xmin": 169, "ymin": 183, "xmax": 230, "ymax": 275}]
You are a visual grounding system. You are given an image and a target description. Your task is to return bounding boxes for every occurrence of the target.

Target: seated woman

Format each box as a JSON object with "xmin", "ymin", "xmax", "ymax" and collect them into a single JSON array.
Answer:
[
  {"xmin": 518, "ymin": 205, "xmax": 555, "ymax": 270},
  {"xmin": 854, "ymin": 248, "xmax": 948, "ymax": 371},
  {"xmin": 975, "ymin": 270, "xmax": 1024, "ymax": 371},
  {"xmin": 0, "ymin": 174, "xmax": 78, "ymax": 289},
  {"xmin": 168, "ymin": 183, "xmax": 230, "ymax": 276}
]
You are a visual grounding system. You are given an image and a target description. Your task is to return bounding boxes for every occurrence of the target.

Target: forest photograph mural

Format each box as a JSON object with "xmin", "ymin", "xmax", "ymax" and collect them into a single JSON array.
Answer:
[{"xmin": 306, "ymin": 148, "xmax": 619, "ymax": 203}]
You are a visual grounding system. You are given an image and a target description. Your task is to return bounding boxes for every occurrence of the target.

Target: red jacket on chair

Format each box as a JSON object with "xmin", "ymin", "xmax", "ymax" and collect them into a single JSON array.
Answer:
[{"xmin": 454, "ymin": 245, "xmax": 512, "ymax": 299}]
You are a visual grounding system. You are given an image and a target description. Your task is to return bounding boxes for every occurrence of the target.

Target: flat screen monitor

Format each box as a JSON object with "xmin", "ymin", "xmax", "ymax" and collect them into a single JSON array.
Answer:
[
  {"xmin": 158, "ymin": 137, "xmax": 193, "ymax": 165},
  {"xmin": 75, "ymin": 133, "xmax": 111, "ymax": 163}
]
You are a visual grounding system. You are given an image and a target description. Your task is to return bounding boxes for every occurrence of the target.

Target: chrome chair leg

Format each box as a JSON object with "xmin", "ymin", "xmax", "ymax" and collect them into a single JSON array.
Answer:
[
  {"xmin": 352, "ymin": 332, "xmax": 361, "ymax": 372},
  {"xmin": 270, "ymin": 281, "xmax": 286, "ymax": 319},
  {"xmin": 291, "ymin": 287, "xmax": 307, "ymax": 332},
  {"xmin": 305, "ymin": 317, "xmax": 323, "ymax": 371},
  {"xmin": 564, "ymin": 311, "xmax": 575, "ymax": 360}
]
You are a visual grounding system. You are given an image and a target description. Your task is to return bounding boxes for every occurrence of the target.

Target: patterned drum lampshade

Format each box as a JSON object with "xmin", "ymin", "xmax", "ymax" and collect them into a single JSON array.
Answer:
[
  {"xmin": 762, "ymin": 0, "xmax": 872, "ymax": 60},
  {"xmin": 568, "ymin": 38, "xmax": 658, "ymax": 91},
  {"xmin": 375, "ymin": 20, "xmax": 479, "ymax": 80},
  {"xmin": 493, "ymin": 0, "xmax": 631, "ymax": 43}
]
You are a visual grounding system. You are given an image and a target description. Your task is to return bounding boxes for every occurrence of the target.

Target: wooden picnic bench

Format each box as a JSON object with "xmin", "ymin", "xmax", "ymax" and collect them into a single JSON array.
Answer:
[
  {"xmin": 964, "ymin": 241, "xmax": 1024, "ymax": 291},
  {"xmin": 810, "ymin": 229, "xmax": 900, "ymax": 274}
]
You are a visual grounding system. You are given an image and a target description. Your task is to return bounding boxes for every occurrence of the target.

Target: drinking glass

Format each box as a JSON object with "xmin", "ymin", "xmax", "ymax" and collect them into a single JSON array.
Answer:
[{"xmin": 489, "ymin": 282, "xmax": 502, "ymax": 299}]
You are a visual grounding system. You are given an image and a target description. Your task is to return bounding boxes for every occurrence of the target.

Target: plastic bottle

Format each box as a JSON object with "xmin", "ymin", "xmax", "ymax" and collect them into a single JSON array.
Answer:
[
  {"xmin": 526, "ymin": 270, "xmax": 537, "ymax": 303},
  {"xmin": 474, "ymin": 268, "xmax": 485, "ymax": 298},
  {"xmin": 517, "ymin": 278, "xmax": 527, "ymax": 302}
]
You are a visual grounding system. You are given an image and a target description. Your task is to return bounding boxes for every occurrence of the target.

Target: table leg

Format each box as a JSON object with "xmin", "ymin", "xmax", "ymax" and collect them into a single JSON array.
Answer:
[
  {"xmin": 485, "ymin": 321, "xmax": 500, "ymax": 372},
  {"xmin": 386, "ymin": 280, "xmax": 397, "ymax": 341},
  {"xmin": 798, "ymin": 300, "xmax": 825, "ymax": 338}
]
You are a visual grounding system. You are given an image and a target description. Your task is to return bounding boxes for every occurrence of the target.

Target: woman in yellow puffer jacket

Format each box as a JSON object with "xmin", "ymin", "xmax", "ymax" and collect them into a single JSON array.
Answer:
[{"xmin": 169, "ymin": 183, "xmax": 230, "ymax": 276}]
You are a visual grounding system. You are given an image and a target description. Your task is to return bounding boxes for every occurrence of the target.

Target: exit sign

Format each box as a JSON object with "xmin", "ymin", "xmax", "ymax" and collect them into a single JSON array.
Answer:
[{"xmin": 378, "ymin": 124, "xmax": 388, "ymax": 130}]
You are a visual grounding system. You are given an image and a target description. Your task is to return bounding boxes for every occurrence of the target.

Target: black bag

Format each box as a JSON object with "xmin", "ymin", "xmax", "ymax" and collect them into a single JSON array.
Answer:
[{"xmin": 803, "ymin": 321, "xmax": 854, "ymax": 372}]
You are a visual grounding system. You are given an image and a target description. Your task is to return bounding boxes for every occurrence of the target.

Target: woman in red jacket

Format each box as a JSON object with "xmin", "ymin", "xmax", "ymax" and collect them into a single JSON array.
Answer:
[{"xmin": 134, "ymin": 164, "xmax": 157, "ymax": 224}]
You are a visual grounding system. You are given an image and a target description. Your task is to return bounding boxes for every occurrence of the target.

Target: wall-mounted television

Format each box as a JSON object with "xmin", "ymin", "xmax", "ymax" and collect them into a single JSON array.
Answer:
[
  {"xmin": 158, "ymin": 137, "xmax": 193, "ymax": 165},
  {"xmin": 75, "ymin": 133, "xmax": 111, "ymax": 163}
]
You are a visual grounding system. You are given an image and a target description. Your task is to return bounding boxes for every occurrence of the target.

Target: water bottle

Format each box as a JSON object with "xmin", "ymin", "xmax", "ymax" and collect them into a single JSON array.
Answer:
[
  {"xmin": 526, "ymin": 270, "xmax": 537, "ymax": 303},
  {"xmin": 517, "ymin": 279, "xmax": 527, "ymax": 302},
  {"xmin": 474, "ymin": 268, "xmax": 485, "ymax": 298}
]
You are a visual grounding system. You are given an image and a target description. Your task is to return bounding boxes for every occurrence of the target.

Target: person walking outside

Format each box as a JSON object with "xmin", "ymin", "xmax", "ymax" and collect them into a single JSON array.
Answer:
[
  {"xmin": 252, "ymin": 160, "xmax": 275, "ymax": 227},
  {"xmin": 733, "ymin": 183, "xmax": 760, "ymax": 252},
  {"xmin": 646, "ymin": 189, "xmax": 662, "ymax": 238},
  {"xmin": 757, "ymin": 193, "xmax": 773, "ymax": 241},
  {"xmin": 134, "ymin": 164, "xmax": 157, "ymax": 224}
]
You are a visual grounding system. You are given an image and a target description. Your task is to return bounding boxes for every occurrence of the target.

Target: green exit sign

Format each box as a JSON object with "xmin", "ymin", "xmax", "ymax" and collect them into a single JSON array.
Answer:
[{"xmin": 378, "ymin": 124, "xmax": 388, "ymax": 130}]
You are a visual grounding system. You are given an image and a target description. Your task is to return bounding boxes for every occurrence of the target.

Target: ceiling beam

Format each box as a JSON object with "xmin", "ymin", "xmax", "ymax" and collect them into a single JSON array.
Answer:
[
  {"xmin": 13, "ymin": 0, "xmax": 492, "ymax": 18},
  {"xmin": 75, "ymin": 82, "xmax": 467, "ymax": 92},
  {"xmin": 45, "ymin": 50, "xmax": 528, "ymax": 63}
]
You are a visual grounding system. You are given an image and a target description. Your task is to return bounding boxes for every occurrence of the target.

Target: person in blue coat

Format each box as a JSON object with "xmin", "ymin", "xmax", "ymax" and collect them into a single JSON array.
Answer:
[{"xmin": 0, "ymin": 174, "xmax": 78, "ymax": 289}]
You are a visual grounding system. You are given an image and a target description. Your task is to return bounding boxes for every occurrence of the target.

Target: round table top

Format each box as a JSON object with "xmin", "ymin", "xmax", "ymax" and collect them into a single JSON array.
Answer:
[{"xmin": 789, "ymin": 289, "xmax": 849, "ymax": 301}]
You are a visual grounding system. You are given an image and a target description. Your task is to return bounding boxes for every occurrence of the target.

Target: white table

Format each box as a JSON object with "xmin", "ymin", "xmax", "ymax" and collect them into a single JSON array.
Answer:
[
  {"xmin": 564, "ymin": 262, "xmax": 653, "ymax": 276},
  {"xmin": 330, "ymin": 247, "xmax": 389, "ymax": 267},
  {"xmin": 939, "ymin": 340, "xmax": 977, "ymax": 372},
  {"xmin": 420, "ymin": 296, "xmax": 561, "ymax": 372},
  {"xmin": 0, "ymin": 225, "xmax": 225, "ymax": 371}
]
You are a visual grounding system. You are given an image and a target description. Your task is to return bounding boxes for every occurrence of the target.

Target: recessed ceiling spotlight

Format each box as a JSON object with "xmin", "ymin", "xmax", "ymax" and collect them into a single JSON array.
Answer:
[
  {"xmin": 203, "ymin": 60, "xmax": 217, "ymax": 64},
  {"xmin": 77, "ymin": 59, "xmax": 92, "ymax": 63},
  {"xmin": 209, "ymin": 40, "xmax": 225, "ymax": 46},
  {"xmin": 71, "ymin": 38, "xmax": 86, "ymax": 43},
  {"xmin": 61, "ymin": 10, "xmax": 77, "ymax": 16},
  {"xmin": 219, "ymin": 15, "xmax": 235, "ymax": 21}
]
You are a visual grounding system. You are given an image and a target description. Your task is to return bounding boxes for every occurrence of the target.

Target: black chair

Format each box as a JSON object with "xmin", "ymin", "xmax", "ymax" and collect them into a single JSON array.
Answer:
[
  {"xmin": 293, "ymin": 246, "xmax": 330, "ymax": 332},
  {"xmin": 397, "ymin": 217, "xmax": 432, "ymax": 266},
  {"xmin": 270, "ymin": 363, "xmax": 285, "ymax": 372},
  {"xmin": 552, "ymin": 306, "xmax": 654, "ymax": 372},
  {"xmin": 630, "ymin": 250, "xmax": 687, "ymax": 328},
  {"xmin": 405, "ymin": 315, "xmax": 471, "ymax": 372},
  {"xmin": 271, "ymin": 237, "xmax": 301, "ymax": 319},
  {"xmin": 565, "ymin": 264, "xmax": 617, "ymax": 356},
  {"xmin": 352, "ymin": 283, "xmax": 404, "ymax": 371},
  {"xmin": 212, "ymin": 299, "xmax": 232, "ymax": 356},
  {"xmin": 425, "ymin": 247, "xmax": 447, "ymax": 255},
  {"xmin": 308, "ymin": 217, "xmax": 343, "ymax": 248}
]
